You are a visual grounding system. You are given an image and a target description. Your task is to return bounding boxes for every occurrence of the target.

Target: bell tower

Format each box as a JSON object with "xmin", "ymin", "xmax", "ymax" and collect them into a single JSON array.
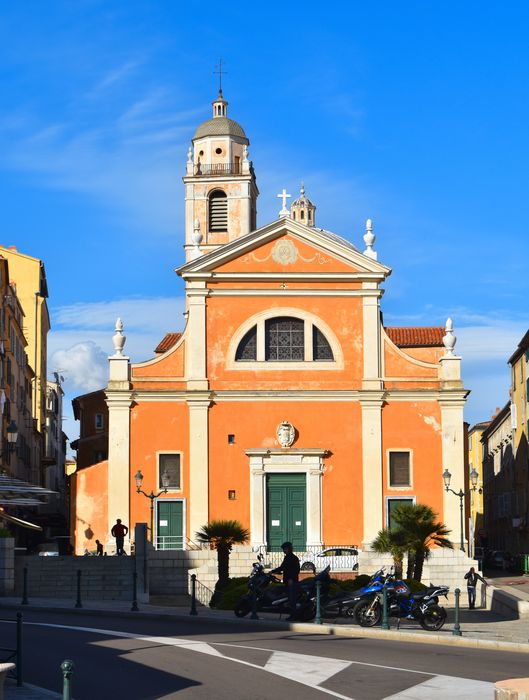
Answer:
[{"xmin": 183, "ymin": 90, "xmax": 259, "ymax": 261}]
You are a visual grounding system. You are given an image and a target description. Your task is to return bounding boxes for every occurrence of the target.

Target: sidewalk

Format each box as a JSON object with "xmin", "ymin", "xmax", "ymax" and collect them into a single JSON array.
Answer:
[
  {"xmin": 1, "ymin": 594, "xmax": 528, "ymax": 649},
  {"xmin": 4, "ymin": 679, "xmax": 61, "ymax": 699}
]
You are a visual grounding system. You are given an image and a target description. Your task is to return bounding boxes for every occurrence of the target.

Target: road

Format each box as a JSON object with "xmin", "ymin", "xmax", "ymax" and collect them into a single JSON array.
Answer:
[{"xmin": 0, "ymin": 610, "xmax": 527, "ymax": 699}]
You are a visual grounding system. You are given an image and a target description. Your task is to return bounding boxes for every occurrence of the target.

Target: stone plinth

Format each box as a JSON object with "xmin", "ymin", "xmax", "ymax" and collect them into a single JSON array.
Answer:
[{"xmin": 495, "ymin": 678, "xmax": 529, "ymax": 699}]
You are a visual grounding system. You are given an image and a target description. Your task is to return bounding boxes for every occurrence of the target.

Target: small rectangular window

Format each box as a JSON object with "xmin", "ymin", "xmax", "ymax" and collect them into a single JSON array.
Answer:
[
  {"xmin": 228, "ymin": 434, "xmax": 235, "ymax": 444},
  {"xmin": 387, "ymin": 497, "xmax": 414, "ymax": 530},
  {"xmin": 159, "ymin": 454, "xmax": 181, "ymax": 489},
  {"xmin": 389, "ymin": 452, "xmax": 411, "ymax": 487},
  {"xmin": 95, "ymin": 413, "xmax": 104, "ymax": 430}
]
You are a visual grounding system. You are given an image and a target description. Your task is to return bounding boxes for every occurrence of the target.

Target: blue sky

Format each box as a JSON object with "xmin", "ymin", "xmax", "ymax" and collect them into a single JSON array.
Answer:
[{"xmin": 1, "ymin": 1, "xmax": 527, "ymax": 439}]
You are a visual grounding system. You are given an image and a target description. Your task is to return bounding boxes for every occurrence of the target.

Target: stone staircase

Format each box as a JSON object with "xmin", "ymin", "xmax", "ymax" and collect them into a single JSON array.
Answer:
[{"xmin": 14, "ymin": 556, "xmax": 135, "ymax": 601}]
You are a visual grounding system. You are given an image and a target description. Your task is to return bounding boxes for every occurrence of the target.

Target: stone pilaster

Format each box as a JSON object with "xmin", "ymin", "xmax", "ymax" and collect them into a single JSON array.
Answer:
[
  {"xmin": 360, "ymin": 395, "xmax": 384, "ymax": 547},
  {"xmin": 439, "ymin": 394, "xmax": 468, "ymax": 547},
  {"xmin": 187, "ymin": 397, "xmax": 211, "ymax": 542},
  {"xmin": 362, "ymin": 284, "xmax": 383, "ymax": 390},
  {"xmin": 185, "ymin": 283, "xmax": 209, "ymax": 391}
]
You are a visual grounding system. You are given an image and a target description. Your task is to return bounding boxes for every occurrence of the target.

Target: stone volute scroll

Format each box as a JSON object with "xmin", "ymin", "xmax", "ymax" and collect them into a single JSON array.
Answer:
[
  {"xmin": 276, "ymin": 420, "xmax": 296, "ymax": 448},
  {"xmin": 112, "ymin": 318, "xmax": 126, "ymax": 356}
]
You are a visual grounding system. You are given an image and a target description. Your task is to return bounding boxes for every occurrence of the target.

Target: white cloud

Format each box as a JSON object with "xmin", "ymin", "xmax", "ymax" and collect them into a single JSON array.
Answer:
[{"xmin": 51, "ymin": 341, "xmax": 107, "ymax": 393}]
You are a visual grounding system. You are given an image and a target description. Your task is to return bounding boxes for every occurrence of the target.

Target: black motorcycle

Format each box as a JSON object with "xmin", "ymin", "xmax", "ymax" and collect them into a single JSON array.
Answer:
[
  {"xmin": 354, "ymin": 580, "xmax": 449, "ymax": 631},
  {"xmin": 234, "ymin": 558, "xmax": 331, "ymax": 621}
]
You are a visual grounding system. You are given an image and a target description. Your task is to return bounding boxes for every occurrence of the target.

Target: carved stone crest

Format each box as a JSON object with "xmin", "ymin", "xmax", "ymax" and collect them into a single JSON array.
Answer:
[
  {"xmin": 276, "ymin": 420, "xmax": 296, "ymax": 448},
  {"xmin": 271, "ymin": 239, "xmax": 298, "ymax": 265}
]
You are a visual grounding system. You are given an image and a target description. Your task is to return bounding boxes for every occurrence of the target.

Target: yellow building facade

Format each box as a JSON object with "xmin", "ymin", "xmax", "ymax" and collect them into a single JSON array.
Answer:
[
  {"xmin": 0, "ymin": 246, "xmax": 50, "ymax": 435},
  {"xmin": 467, "ymin": 421, "xmax": 489, "ymax": 551}
]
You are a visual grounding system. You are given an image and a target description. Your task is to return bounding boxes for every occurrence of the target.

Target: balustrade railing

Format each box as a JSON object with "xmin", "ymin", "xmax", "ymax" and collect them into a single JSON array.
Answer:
[{"xmin": 193, "ymin": 162, "xmax": 241, "ymax": 176}]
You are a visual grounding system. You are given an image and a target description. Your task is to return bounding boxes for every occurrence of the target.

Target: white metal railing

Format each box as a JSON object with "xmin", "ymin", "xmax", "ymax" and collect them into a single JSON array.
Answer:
[{"xmin": 155, "ymin": 536, "xmax": 184, "ymax": 550}]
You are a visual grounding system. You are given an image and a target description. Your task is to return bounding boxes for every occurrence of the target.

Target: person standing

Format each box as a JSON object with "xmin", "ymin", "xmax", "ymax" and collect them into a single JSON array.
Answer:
[
  {"xmin": 271, "ymin": 541, "xmax": 300, "ymax": 620},
  {"xmin": 95, "ymin": 539, "xmax": 103, "ymax": 556},
  {"xmin": 464, "ymin": 566, "xmax": 486, "ymax": 609},
  {"xmin": 111, "ymin": 519, "xmax": 128, "ymax": 556}
]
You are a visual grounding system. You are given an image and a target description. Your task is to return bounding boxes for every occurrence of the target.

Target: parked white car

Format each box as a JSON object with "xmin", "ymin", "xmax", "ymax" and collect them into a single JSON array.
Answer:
[{"xmin": 300, "ymin": 547, "xmax": 358, "ymax": 573}]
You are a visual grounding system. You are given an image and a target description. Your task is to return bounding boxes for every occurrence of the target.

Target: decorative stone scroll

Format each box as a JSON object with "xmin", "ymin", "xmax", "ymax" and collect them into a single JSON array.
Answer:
[{"xmin": 241, "ymin": 239, "xmax": 329, "ymax": 266}]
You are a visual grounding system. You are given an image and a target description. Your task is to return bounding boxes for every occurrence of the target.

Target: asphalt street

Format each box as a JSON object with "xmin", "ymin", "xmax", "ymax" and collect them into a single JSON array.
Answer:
[{"xmin": 0, "ymin": 610, "xmax": 527, "ymax": 699}]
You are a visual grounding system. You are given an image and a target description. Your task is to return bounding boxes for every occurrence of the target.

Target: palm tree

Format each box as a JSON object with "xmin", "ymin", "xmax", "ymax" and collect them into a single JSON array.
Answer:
[
  {"xmin": 391, "ymin": 503, "xmax": 452, "ymax": 581},
  {"xmin": 372, "ymin": 528, "xmax": 408, "ymax": 579},
  {"xmin": 195, "ymin": 519, "xmax": 250, "ymax": 589}
]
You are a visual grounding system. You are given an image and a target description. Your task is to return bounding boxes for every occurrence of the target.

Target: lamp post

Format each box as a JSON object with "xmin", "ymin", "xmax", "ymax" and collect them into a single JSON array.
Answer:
[
  {"xmin": 443, "ymin": 467, "xmax": 480, "ymax": 553},
  {"xmin": 134, "ymin": 469, "xmax": 170, "ymax": 545}
]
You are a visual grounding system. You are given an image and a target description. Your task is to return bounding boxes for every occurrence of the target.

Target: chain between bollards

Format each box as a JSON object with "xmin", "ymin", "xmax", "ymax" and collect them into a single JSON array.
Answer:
[
  {"xmin": 250, "ymin": 588, "xmax": 259, "ymax": 620},
  {"xmin": 131, "ymin": 571, "xmax": 139, "ymax": 611},
  {"xmin": 16, "ymin": 612, "xmax": 22, "ymax": 687},
  {"xmin": 61, "ymin": 659, "xmax": 74, "ymax": 700},
  {"xmin": 190, "ymin": 574, "xmax": 198, "ymax": 616},
  {"xmin": 313, "ymin": 580, "xmax": 321, "ymax": 624},
  {"xmin": 21, "ymin": 567, "xmax": 28, "ymax": 606},
  {"xmin": 452, "ymin": 587, "xmax": 462, "ymax": 636},
  {"xmin": 381, "ymin": 580, "xmax": 390, "ymax": 630},
  {"xmin": 75, "ymin": 569, "xmax": 82, "ymax": 609}
]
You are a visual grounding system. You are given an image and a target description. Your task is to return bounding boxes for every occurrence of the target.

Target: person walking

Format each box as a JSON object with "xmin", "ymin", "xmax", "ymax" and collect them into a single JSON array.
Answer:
[
  {"xmin": 271, "ymin": 541, "xmax": 300, "ymax": 620},
  {"xmin": 111, "ymin": 519, "xmax": 128, "ymax": 556},
  {"xmin": 95, "ymin": 539, "xmax": 103, "ymax": 556},
  {"xmin": 464, "ymin": 566, "xmax": 486, "ymax": 609}
]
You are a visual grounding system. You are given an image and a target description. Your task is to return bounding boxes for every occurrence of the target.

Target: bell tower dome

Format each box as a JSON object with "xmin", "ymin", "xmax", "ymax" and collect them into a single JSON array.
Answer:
[
  {"xmin": 183, "ymin": 90, "xmax": 259, "ymax": 261},
  {"xmin": 290, "ymin": 184, "xmax": 316, "ymax": 227}
]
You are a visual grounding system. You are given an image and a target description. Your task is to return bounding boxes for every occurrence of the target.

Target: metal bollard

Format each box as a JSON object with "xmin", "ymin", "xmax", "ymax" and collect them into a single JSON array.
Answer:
[
  {"xmin": 250, "ymin": 589, "xmax": 259, "ymax": 620},
  {"xmin": 452, "ymin": 588, "xmax": 462, "ymax": 636},
  {"xmin": 16, "ymin": 612, "xmax": 22, "ymax": 687},
  {"xmin": 381, "ymin": 580, "xmax": 390, "ymax": 630},
  {"xmin": 21, "ymin": 567, "xmax": 28, "ymax": 606},
  {"xmin": 189, "ymin": 574, "xmax": 198, "ymax": 616},
  {"xmin": 314, "ymin": 580, "xmax": 322, "ymax": 624},
  {"xmin": 61, "ymin": 659, "xmax": 74, "ymax": 700},
  {"xmin": 131, "ymin": 571, "xmax": 139, "ymax": 612},
  {"xmin": 75, "ymin": 570, "xmax": 82, "ymax": 609}
]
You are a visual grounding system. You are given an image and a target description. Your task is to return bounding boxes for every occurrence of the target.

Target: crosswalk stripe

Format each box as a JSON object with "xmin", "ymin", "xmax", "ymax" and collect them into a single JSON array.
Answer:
[
  {"xmin": 264, "ymin": 651, "xmax": 352, "ymax": 688},
  {"xmin": 382, "ymin": 674, "xmax": 494, "ymax": 699}
]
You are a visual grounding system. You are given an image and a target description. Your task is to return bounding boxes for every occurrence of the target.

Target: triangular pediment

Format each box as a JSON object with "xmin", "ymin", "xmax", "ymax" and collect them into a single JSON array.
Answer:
[{"xmin": 177, "ymin": 218, "xmax": 391, "ymax": 279}]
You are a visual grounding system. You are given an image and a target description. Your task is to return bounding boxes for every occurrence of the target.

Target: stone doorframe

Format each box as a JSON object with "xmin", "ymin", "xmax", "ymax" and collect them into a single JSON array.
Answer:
[{"xmin": 246, "ymin": 448, "xmax": 327, "ymax": 549}]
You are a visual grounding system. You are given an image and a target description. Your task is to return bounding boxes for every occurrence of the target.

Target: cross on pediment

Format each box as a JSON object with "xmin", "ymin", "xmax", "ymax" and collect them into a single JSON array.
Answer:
[{"xmin": 277, "ymin": 189, "xmax": 291, "ymax": 218}]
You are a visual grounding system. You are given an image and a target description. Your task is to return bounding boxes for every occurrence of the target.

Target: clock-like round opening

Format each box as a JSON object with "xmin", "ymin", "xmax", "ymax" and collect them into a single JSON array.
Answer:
[{"xmin": 215, "ymin": 147, "xmax": 223, "ymax": 155}]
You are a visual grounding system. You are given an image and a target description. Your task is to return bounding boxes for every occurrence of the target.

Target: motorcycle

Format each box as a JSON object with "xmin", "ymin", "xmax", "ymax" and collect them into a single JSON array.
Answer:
[
  {"xmin": 234, "ymin": 557, "xmax": 331, "ymax": 621},
  {"xmin": 354, "ymin": 580, "xmax": 449, "ymax": 631},
  {"xmin": 323, "ymin": 567, "xmax": 399, "ymax": 620}
]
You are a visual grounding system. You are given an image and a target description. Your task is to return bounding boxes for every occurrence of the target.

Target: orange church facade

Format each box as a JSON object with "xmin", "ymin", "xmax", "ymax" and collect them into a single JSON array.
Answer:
[{"xmin": 71, "ymin": 91, "xmax": 468, "ymax": 556}]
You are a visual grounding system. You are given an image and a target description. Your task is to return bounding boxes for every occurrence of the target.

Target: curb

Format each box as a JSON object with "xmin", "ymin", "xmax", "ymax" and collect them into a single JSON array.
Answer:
[{"xmin": 1, "ymin": 602, "xmax": 528, "ymax": 655}]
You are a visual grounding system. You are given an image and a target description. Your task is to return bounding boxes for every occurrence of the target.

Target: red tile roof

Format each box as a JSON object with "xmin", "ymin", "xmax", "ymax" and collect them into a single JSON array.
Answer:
[
  {"xmin": 385, "ymin": 326, "xmax": 445, "ymax": 348},
  {"xmin": 154, "ymin": 332, "xmax": 182, "ymax": 354}
]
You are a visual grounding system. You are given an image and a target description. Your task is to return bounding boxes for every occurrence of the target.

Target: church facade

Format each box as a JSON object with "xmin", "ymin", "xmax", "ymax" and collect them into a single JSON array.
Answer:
[{"xmin": 71, "ymin": 90, "xmax": 469, "ymax": 556}]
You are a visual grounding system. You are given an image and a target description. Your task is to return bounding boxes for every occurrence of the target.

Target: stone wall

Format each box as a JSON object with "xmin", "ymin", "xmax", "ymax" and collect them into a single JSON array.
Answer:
[
  {"xmin": 13, "ymin": 556, "xmax": 135, "ymax": 601},
  {"xmin": 0, "ymin": 539, "xmax": 14, "ymax": 595}
]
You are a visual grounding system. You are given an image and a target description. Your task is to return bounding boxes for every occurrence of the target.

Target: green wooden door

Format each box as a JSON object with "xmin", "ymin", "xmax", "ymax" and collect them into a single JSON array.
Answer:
[
  {"xmin": 157, "ymin": 500, "xmax": 184, "ymax": 550},
  {"xmin": 266, "ymin": 474, "xmax": 306, "ymax": 551}
]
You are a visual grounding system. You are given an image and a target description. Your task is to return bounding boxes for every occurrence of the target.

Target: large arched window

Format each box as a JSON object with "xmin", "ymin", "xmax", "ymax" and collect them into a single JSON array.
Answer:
[
  {"xmin": 208, "ymin": 189, "xmax": 227, "ymax": 233},
  {"xmin": 234, "ymin": 315, "xmax": 335, "ymax": 364},
  {"xmin": 265, "ymin": 317, "xmax": 304, "ymax": 361}
]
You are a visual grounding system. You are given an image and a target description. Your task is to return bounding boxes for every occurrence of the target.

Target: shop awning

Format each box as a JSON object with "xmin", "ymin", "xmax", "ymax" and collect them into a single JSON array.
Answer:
[{"xmin": 0, "ymin": 511, "xmax": 43, "ymax": 531}]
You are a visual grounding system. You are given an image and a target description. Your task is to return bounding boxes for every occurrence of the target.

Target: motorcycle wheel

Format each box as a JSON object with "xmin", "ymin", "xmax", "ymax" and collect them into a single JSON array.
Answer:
[
  {"xmin": 355, "ymin": 599, "xmax": 382, "ymax": 627},
  {"xmin": 419, "ymin": 605, "xmax": 447, "ymax": 631},
  {"xmin": 234, "ymin": 599, "xmax": 252, "ymax": 618}
]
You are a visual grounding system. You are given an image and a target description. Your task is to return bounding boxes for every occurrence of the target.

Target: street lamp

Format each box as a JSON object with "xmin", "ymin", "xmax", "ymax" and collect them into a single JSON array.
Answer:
[
  {"xmin": 443, "ymin": 467, "xmax": 481, "ymax": 553},
  {"xmin": 134, "ymin": 469, "xmax": 170, "ymax": 544},
  {"xmin": 6, "ymin": 420, "xmax": 18, "ymax": 452}
]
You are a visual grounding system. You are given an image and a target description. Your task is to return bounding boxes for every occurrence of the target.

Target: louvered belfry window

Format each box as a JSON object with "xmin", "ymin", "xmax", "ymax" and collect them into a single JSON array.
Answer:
[
  {"xmin": 389, "ymin": 452, "xmax": 411, "ymax": 487},
  {"xmin": 209, "ymin": 189, "xmax": 228, "ymax": 232},
  {"xmin": 265, "ymin": 317, "xmax": 304, "ymax": 361}
]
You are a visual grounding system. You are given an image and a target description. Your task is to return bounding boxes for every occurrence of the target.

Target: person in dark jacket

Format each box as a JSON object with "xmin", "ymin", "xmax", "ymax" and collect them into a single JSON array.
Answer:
[
  {"xmin": 271, "ymin": 541, "xmax": 300, "ymax": 620},
  {"xmin": 464, "ymin": 567, "xmax": 486, "ymax": 609}
]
